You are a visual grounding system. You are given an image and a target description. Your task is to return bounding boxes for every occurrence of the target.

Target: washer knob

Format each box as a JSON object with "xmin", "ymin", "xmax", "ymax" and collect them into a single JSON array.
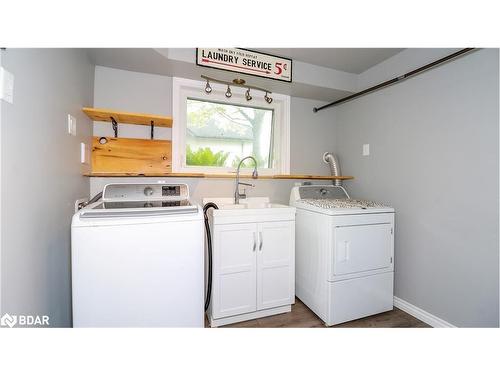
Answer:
[
  {"xmin": 320, "ymin": 188, "xmax": 328, "ymax": 196},
  {"xmin": 144, "ymin": 187, "xmax": 154, "ymax": 196}
]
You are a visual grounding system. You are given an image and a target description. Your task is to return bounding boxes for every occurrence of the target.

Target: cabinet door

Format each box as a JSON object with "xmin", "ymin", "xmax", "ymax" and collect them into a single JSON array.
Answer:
[
  {"xmin": 256, "ymin": 221, "xmax": 295, "ymax": 310},
  {"xmin": 212, "ymin": 223, "xmax": 257, "ymax": 319}
]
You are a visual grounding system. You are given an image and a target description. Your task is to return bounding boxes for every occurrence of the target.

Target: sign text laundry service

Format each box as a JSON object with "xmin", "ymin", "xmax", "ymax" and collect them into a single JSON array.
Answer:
[{"xmin": 196, "ymin": 48, "xmax": 292, "ymax": 82}]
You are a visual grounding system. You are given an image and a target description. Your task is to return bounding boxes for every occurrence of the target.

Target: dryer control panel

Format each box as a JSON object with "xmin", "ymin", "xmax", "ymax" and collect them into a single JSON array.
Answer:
[{"xmin": 102, "ymin": 183, "xmax": 189, "ymax": 202}]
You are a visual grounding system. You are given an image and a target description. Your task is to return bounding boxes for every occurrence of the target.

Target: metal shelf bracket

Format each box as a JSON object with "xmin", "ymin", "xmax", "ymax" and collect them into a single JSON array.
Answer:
[{"xmin": 110, "ymin": 116, "xmax": 118, "ymax": 138}]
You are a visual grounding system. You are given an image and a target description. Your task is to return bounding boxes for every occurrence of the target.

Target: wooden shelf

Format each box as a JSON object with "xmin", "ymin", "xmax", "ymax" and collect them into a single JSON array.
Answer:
[
  {"xmin": 86, "ymin": 172, "xmax": 205, "ymax": 178},
  {"xmin": 272, "ymin": 175, "xmax": 352, "ymax": 180},
  {"xmin": 84, "ymin": 172, "xmax": 354, "ymax": 180},
  {"xmin": 81, "ymin": 107, "xmax": 352, "ymax": 181},
  {"xmin": 83, "ymin": 107, "xmax": 173, "ymax": 128}
]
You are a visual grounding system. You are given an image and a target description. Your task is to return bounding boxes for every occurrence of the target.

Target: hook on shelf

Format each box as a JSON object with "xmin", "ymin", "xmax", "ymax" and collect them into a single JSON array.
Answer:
[{"xmin": 110, "ymin": 116, "xmax": 118, "ymax": 138}]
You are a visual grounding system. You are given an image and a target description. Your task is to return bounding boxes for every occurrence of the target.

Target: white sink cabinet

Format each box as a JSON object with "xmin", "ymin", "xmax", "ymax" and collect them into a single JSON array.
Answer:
[{"xmin": 203, "ymin": 197, "xmax": 296, "ymax": 327}]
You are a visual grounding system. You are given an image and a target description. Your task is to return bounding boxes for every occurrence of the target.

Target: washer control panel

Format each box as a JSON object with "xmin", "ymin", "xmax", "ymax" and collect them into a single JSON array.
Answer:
[
  {"xmin": 102, "ymin": 183, "xmax": 189, "ymax": 202},
  {"xmin": 162, "ymin": 185, "xmax": 181, "ymax": 197}
]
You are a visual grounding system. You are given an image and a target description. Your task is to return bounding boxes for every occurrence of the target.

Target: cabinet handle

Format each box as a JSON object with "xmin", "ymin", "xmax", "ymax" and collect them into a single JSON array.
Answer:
[
  {"xmin": 259, "ymin": 231, "xmax": 263, "ymax": 251},
  {"xmin": 252, "ymin": 232, "xmax": 256, "ymax": 252}
]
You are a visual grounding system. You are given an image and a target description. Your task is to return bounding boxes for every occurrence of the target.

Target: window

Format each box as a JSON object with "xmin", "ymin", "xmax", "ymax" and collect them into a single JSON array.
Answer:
[
  {"xmin": 173, "ymin": 77, "xmax": 290, "ymax": 175},
  {"xmin": 186, "ymin": 99, "xmax": 275, "ymax": 168}
]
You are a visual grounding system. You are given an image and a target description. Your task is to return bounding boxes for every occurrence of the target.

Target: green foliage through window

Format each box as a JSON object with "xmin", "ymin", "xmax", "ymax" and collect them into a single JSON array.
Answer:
[{"xmin": 186, "ymin": 145, "xmax": 230, "ymax": 166}]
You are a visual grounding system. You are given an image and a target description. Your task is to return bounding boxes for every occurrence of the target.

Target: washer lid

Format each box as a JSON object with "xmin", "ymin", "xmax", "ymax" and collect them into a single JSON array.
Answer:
[{"xmin": 79, "ymin": 199, "xmax": 198, "ymax": 218}]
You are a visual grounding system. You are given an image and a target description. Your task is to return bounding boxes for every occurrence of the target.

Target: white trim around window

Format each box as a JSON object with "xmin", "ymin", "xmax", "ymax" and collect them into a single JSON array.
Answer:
[{"xmin": 172, "ymin": 77, "xmax": 290, "ymax": 175}]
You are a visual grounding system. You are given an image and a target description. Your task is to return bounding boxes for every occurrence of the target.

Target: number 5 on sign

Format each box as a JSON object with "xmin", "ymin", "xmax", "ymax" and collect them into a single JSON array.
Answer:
[
  {"xmin": 275, "ymin": 62, "xmax": 283, "ymax": 75},
  {"xmin": 275, "ymin": 62, "xmax": 289, "ymax": 75}
]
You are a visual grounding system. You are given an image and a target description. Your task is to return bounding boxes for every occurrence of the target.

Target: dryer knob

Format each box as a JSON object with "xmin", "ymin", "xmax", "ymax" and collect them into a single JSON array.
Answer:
[{"xmin": 144, "ymin": 187, "xmax": 154, "ymax": 196}]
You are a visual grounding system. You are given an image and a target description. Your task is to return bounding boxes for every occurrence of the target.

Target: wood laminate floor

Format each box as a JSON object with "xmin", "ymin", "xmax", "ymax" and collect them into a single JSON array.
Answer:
[{"xmin": 207, "ymin": 299, "xmax": 430, "ymax": 328}]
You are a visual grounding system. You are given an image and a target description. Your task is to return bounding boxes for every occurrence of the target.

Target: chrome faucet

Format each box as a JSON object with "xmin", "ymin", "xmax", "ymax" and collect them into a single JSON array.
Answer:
[{"xmin": 234, "ymin": 156, "xmax": 258, "ymax": 204}]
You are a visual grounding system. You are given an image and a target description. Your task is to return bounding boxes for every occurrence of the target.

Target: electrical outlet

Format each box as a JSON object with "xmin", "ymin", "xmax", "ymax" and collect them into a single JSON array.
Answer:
[
  {"xmin": 363, "ymin": 144, "xmax": 370, "ymax": 156},
  {"xmin": 68, "ymin": 115, "xmax": 77, "ymax": 136},
  {"xmin": 0, "ymin": 67, "xmax": 14, "ymax": 104}
]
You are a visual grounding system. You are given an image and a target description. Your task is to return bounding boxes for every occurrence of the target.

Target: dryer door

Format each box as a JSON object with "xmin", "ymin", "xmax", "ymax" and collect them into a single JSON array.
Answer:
[{"xmin": 333, "ymin": 223, "xmax": 393, "ymax": 277}]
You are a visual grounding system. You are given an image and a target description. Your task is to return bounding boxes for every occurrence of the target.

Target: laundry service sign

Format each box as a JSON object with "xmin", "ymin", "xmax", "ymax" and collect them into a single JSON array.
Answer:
[{"xmin": 196, "ymin": 48, "xmax": 292, "ymax": 82}]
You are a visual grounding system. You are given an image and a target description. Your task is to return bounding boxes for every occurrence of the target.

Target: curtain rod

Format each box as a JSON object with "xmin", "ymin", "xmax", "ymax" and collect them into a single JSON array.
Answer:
[{"xmin": 313, "ymin": 48, "xmax": 476, "ymax": 113}]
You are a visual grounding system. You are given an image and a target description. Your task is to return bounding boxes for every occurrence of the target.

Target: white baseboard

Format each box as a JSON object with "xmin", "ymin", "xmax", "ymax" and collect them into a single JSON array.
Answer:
[{"xmin": 393, "ymin": 297, "xmax": 456, "ymax": 328}]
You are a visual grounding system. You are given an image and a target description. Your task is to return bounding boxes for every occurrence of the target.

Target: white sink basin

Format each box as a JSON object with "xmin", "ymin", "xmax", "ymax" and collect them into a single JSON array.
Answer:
[
  {"xmin": 203, "ymin": 197, "xmax": 288, "ymax": 210},
  {"xmin": 220, "ymin": 202, "xmax": 283, "ymax": 210},
  {"xmin": 219, "ymin": 203, "xmax": 248, "ymax": 210},
  {"xmin": 202, "ymin": 197, "xmax": 295, "ymax": 223}
]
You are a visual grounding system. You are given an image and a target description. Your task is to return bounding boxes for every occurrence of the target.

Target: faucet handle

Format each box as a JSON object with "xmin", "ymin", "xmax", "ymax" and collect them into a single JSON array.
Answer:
[{"xmin": 238, "ymin": 182, "xmax": 254, "ymax": 187}]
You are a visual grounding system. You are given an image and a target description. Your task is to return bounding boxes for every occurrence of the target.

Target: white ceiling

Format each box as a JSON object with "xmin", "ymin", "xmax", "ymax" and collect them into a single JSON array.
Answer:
[{"xmin": 256, "ymin": 48, "xmax": 404, "ymax": 73}]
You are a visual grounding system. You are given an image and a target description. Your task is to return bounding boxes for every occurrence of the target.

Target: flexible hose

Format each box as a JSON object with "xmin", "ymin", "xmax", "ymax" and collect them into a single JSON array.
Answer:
[
  {"xmin": 87, "ymin": 191, "xmax": 103, "ymax": 205},
  {"xmin": 323, "ymin": 152, "xmax": 342, "ymax": 187},
  {"xmin": 78, "ymin": 191, "xmax": 103, "ymax": 210},
  {"xmin": 203, "ymin": 202, "xmax": 219, "ymax": 311}
]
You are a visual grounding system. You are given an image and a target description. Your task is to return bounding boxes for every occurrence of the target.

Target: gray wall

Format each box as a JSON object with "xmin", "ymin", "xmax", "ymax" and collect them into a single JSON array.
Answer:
[
  {"xmin": 334, "ymin": 48, "xmax": 499, "ymax": 327},
  {"xmin": 93, "ymin": 66, "xmax": 172, "ymax": 140},
  {"xmin": 1, "ymin": 49, "xmax": 94, "ymax": 327},
  {"xmin": 0, "ymin": 50, "xmax": 3, "ymax": 314},
  {"xmin": 90, "ymin": 66, "xmax": 337, "ymax": 202}
]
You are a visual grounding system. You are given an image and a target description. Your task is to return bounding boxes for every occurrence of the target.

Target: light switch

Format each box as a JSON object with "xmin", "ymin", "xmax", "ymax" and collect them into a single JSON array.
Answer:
[
  {"xmin": 363, "ymin": 144, "xmax": 370, "ymax": 156},
  {"xmin": 68, "ymin": 115, "xmax": 77, "ymax": 136},
  {"xmin": 80, "ymin": 142, "xmax": 90, "ymax": 165},
  {"xmin": 0, "ymin": 67, "xmax": 14, "ymax": 104}
]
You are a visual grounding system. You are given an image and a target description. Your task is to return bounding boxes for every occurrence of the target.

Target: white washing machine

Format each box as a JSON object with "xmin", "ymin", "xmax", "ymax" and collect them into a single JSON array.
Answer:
[
  {"xmin": 71, "ymin": 183, "xmax": 204, "ymax": 327},
  {"xmin": 290, "ymin": 185, "xmax": 395, "ymax": 326}
]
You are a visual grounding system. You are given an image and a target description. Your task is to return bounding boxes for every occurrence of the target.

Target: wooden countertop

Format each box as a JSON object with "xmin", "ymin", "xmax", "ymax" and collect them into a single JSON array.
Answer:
[{"xmin": 84, "ymin": 172, "xmax": 354, "ymax": 180}]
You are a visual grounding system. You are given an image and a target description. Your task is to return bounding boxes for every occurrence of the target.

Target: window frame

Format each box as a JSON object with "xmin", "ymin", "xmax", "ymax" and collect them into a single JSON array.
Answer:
[{"xmin": 172, "ymin": 77, "xmax": 290, "ymax": 175}]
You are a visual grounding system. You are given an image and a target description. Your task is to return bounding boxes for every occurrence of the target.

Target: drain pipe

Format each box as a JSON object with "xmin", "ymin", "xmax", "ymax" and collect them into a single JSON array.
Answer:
[{"xmin": 323, "ymin": 152, "xmax": 342, "ymax": 187}]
